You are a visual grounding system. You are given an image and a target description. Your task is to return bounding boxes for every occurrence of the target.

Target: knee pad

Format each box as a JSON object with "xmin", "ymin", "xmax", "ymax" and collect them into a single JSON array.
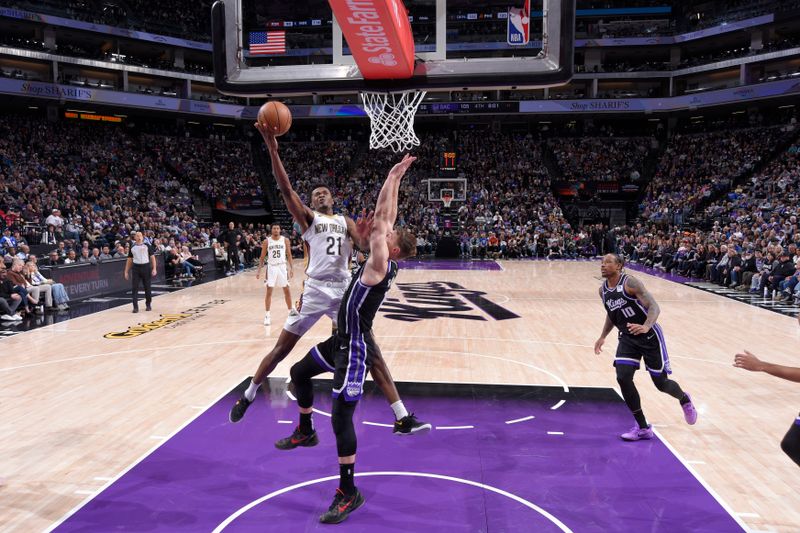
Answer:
[
  {"xmin": 615, "ymin": 364, "xmax": 636, "ymax": 384},
  {"xmin": 331, "ymin": 398, "xmax": 358, "ymax": 456},
  {"xmin": 289, "ymin": 362, "xmax": 304, "ymax": 383},
  {"xmin": 331, "ymin": 399, "xmax": 357, "ymax": 435}
]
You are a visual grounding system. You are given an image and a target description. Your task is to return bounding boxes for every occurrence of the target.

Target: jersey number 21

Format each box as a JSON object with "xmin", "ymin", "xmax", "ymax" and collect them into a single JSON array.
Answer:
[{"xmin": 326, "ymin": 236, "xmax": 342, "ymax": 256}]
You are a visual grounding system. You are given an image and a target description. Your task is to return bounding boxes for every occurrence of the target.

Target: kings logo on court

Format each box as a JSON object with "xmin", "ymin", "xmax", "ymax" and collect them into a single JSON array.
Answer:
[{"xmin": 380, "ymin": 281, "xmax": 519, "ymax": 322}]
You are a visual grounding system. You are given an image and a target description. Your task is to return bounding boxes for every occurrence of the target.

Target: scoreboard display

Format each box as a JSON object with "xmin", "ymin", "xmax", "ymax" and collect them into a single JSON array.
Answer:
[{"xmin": 440, "ymin": 151, "xmax": 457, "ymax": 171}]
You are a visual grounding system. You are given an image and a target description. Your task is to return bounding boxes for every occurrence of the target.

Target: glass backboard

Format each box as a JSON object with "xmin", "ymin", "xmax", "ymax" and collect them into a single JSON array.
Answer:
[{"xmin": 212, "ymin": 0, "xmax": 575, "ymax": 96}]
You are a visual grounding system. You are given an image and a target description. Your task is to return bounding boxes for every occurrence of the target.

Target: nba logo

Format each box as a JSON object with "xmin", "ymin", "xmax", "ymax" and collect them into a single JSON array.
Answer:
[{"xmin": 507, "ymin": 0, "xmax": 530, "ymax": 46}]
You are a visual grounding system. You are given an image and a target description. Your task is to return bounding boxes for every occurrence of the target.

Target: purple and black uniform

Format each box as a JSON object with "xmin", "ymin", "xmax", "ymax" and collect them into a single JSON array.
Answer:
[
  {"xmin": 310, "ymin": 260, "xmax": 398, "ymax": 401},
  {"xmin": 602, "ymin": 273, "xmax": 671, "ymax": 376}
]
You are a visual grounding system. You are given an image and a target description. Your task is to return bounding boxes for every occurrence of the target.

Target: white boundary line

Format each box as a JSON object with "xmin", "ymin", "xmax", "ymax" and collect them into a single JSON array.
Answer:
[
  {"xmin": 435, "ymin": 425, "xmax": 474, "ymax": 430},
  {"xmin": 505, "ymin": 415, "xmax": 535, "ymax": 425},
  {"xmin": 611, "ymin": 390, "xmax": 749, "ymax": 532},
  {"xmin": 497, "ymin": 296, "xmax": 720, "ymax": 303},
  {"xmin": 0, "ymin": 333, "xmax": 594, "ymax": 365},
  {"xmin": 550, "ymin": 400, "xmax": 567, "ymax": 410},
  {"xmin": 363, "ymin": 421, "xmax": 394, "ymax": 428},
  {"xmin": 211, "ymin": 471, "xmax": 573, "ymax": 533},
  {"xmin": 384, "ymin": 349, "xmax": 570, "ymax": 393},
  {"xmin": 0, "ymin": 338, "xmax": 259, "ymax": 370},
  {"xmin": 354, "ymin": 377, "xmax": 611, "ymax": 389},
  {"xmin": 9, "ymin": 331, "xmax": 670, "ymax": 374},
  {"xmin": 547, "ymin": 431, "xmax": 564, "ymax": 436},
  {"xmin": 44, "ymin": 383, "xmax": 236, "ymax": 532}
]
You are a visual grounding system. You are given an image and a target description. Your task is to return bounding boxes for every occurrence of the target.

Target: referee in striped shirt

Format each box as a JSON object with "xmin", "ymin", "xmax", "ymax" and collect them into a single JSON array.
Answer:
[{"xmin": 124, "ymin": 232, "xmax": 156, "ymax": 313}]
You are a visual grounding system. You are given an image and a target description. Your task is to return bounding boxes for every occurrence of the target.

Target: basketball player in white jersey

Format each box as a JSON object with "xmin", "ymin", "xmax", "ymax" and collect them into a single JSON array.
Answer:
[
  {"xmin": 257, "ymin": 223, "xmax": 295, "ymax": 325},
  {"xmin": 229, "ymin": 123, "xmax": 429, "ymax": 435}
]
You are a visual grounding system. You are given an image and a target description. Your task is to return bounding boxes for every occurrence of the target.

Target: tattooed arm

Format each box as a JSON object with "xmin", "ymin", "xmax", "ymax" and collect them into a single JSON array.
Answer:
[{"xmin": 623, "ymin": 275, "xmax": 660, "ymax": 335}]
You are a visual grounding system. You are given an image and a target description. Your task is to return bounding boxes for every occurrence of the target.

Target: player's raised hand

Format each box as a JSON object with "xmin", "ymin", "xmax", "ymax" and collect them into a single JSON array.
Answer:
[
  {"xmin": 355, "ymin": 209, "xmax": 374, "ymax": 243},
  {"xmin": 733, "ymin": 350, "xmax": 764, "ymax": 372},
  {"xmin": 388, "ymin": 153, "xmax": 417, "ymax": 180},
  {"xmin": 593, "ymin": 337, "xmax": 605, "ymax": 355},
  {"xmin": 254, "ymin": 122, "xmax": 278, "ymax": 152}
]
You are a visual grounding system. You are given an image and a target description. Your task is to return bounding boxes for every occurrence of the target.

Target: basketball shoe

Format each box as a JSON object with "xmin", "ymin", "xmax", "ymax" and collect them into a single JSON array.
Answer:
[
  {"xmin": 319, "ymin": 488, "xmax": 365, "ymax": 524},
  {"xmin": 393, "ymin": 414, "xmax": 432, "ymax": 435},
  {"xmin": 621, "ymin": 425, "xmax": 654, "ymax": 441},
  {"xmin": 275, "ymin": 427, "xmax": 319, "ymax": 450},
  {"xmin": 681, "ymin": 393, "xmax": 698, "ymax": 425},
  {"xmin": 229, "ymin": 395, "xmax": 252, "ymax": 423}
]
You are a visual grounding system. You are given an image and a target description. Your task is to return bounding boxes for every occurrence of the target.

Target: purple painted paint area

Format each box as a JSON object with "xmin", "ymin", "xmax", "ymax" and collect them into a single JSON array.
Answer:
[
  {"xmin": 397, "ymin": 259, "xmax": 503, "ymax": 271},
  {"xmin": 624, "ymin": 262, "xmax": 701, "ymax": 283},
  {"xmin": 56, "ymin": 381, "xmax": 742, "ymax": 533}
]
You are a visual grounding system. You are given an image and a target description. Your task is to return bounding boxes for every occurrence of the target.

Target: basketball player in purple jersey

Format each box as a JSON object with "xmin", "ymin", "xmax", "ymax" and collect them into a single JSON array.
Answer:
[
  {"xmin": 276, "ymin": 154, "xmax": 418, "ymax": 524},
  {"xmin": 594, "ymin": 254, "xmax": 698, "ymax": 440}
]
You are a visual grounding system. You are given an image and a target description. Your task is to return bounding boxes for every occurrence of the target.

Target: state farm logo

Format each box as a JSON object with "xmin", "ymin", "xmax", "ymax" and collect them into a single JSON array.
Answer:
[
  {"xmin": 104, "ymin": 299, "xmax": 228, "ymax": 338},
  {"xmin": 368, "ymin": 52, "xmax": 397, "ymax": 66}
]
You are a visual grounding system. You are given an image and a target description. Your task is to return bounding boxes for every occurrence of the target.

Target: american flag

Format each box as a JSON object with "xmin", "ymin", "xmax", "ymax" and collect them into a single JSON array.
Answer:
[{"xmin": 249, "ymin": 31, "xmax": 286, "ymax": 55}]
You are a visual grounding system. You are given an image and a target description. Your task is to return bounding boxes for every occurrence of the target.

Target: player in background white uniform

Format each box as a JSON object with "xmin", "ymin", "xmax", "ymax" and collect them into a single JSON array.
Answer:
[
  {"xmin": 257, "ymin": 223, "xmax": 295, "ymax": 325},
  {"xmin": 229, "ymin": 123, "xmax": 429, "ymax": 435}
]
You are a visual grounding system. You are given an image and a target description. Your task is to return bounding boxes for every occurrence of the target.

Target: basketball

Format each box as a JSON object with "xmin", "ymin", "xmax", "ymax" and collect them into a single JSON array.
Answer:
[{"xmin": 257, "ymin": 101, "xmax": 292, "ymax": 136}]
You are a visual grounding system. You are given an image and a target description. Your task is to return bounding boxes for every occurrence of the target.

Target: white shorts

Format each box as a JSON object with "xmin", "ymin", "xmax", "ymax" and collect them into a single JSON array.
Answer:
[
  {"xmin": 266, "ymin": 264, "xmax": 288, "ymax": 288},
  {"xmin": 284, "ymin": 278, "xmax": 348, "ymax": 336}
]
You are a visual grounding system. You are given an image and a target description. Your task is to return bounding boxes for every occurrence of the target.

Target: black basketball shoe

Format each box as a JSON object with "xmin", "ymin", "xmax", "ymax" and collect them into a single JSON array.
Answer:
[
  {"xmin": 393, "ymin": 413, "xmax": 432, "ymax": 435},
  {"xmin": 275, "ymin": 427, "xmax": 319, "ymax": 450},
  {"xmin": 319, "ymin": 488, "xmax": 365, "ymax": 524},
  {"xmin": 228, "ymin": 395, "xmax": 252, "ymax": 423}
]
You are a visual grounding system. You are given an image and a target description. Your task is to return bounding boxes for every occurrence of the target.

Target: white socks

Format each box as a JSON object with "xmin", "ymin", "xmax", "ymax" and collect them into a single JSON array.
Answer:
[
  {"xmin": 390, "ymin": 400, "xmax": 408, "ymax": 421},
  {"xmin": 244, "ymin": 379, "xmax": 260, "ymax": 402}
]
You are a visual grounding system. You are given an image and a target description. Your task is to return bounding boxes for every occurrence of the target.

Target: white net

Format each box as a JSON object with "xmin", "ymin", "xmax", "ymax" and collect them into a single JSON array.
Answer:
[{"xmin": 360, "ymin": 90, "xmax": 427, "ymax": 153}]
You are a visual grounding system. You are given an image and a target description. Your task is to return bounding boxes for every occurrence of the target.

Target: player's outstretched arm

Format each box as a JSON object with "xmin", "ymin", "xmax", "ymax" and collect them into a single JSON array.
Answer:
[
  {"xmin": 623, "ymin": 275, "xmax": 660, "ymax": 334},
  {"xmin": 362, "ymin": 155, "xmax": 415, "ymax": 285},
  {"xmin": 734, "ymin": 350, "xmax": 800, "ymax": 382},
  {"xmin": 374, "ymin": 154, "xmax": 415, "ymax": 228},
  {"xmin": 254, "ymin": 122, "xmax": 314, "ymax": 231}
]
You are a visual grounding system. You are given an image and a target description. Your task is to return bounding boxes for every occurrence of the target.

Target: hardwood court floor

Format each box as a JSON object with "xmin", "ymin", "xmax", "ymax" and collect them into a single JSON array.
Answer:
[{"xmin": 1, "ymin": 260, "xmax": 798, "ymax": 532}]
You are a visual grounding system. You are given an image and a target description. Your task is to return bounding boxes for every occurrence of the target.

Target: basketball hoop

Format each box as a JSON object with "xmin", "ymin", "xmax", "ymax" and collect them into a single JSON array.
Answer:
[
  {"xmin": 441, "ymin": 194, "xmax": 453, "ymax": 208},
  {"xmin": 360, "ymin": 90, "xmax": 427, "ymax": 153}
]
